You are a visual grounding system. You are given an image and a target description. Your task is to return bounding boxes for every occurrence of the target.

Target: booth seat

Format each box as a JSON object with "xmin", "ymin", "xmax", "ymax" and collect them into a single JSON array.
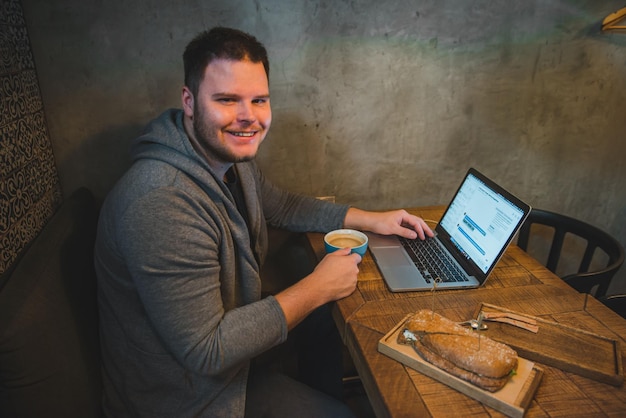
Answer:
[{"xmin": 0, "ymin": 188, "xmax": 103, "ymax": 418}]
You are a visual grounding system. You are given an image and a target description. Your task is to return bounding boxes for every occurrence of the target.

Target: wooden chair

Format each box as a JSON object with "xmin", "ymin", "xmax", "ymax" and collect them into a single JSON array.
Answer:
[
  {"xmin": 517, "ymin": 209, "xmax": 625, "ymax": 298},
  {"xmin": 598, "ymin": 294, "xmax": 626, "ymax": 320}
]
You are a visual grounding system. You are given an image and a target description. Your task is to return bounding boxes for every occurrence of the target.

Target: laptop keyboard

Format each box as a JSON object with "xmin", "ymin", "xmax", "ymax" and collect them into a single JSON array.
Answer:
[{"xmin": 399, "ymin": 237, "xmax": 469, "ymax": 283}]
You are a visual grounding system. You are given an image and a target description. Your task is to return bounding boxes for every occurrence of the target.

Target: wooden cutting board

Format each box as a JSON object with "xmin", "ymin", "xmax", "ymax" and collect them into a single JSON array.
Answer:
[
  {"xmin": 378, "ymin": 314, "xmax": 544, "ymax": 418},
  {"xmin": 472, "ymin": 303, "xmax": 624, "ymax": 386}
]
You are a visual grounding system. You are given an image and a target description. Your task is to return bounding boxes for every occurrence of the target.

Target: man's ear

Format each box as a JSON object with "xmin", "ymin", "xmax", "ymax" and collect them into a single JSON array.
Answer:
[{"xmin": 182, "ymin": 86, "xmax": 194, "ymax": 118}]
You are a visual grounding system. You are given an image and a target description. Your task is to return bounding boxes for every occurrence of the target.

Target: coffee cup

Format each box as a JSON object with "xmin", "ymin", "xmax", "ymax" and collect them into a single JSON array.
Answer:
[{"xmin": 324, "ymin": 229, "xmax": 368, "ymax": 256}]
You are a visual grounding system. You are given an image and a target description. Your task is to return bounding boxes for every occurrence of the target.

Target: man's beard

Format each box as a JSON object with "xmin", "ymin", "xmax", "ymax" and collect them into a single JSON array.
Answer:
[{"xmin": 192, "ymin": 106, "xmax": 256, "ymax": 164}]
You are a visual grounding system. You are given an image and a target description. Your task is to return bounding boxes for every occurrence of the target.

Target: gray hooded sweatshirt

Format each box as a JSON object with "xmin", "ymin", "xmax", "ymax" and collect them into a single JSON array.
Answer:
[{"xmin": 94, "ymin": 109, "xmax": 349, "ymax": 417}]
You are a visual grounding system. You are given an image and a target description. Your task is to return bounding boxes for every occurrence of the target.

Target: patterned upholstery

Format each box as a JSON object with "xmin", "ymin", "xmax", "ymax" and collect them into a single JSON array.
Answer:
[{"xmin": 0, "ymin": 0, "xmax": 62, "ymax": 276}]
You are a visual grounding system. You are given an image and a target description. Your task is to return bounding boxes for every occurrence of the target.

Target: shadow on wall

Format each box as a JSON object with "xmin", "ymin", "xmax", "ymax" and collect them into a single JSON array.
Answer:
[
  {"xmin": 57, "ymin": 124, "xmax": 143, "ymax": 202},
  {"xmin": 257, "ymin": 110, "xmax": 341, "ymax": 199},
  {"xmin": 258, "ymin": 107, "xmax": 441, "ymax": 211}
]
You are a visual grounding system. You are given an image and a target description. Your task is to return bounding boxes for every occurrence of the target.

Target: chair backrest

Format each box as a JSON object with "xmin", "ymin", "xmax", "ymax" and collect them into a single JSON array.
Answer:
[
  {"xmin": 517, "ymin": 208, "xmax": 625, "ymax": 298},
  {"xmin": 598, "ymin": 294, "xmax": 626, "ymax": 320}
]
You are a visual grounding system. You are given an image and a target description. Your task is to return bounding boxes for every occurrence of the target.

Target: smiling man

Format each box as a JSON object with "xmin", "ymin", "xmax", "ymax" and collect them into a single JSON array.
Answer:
[
  {"xmin": 182, "ymin": 58, "xmax": 271, "ymax": 169},
  {"xmin": 94, "ymin": 27, "xmax": 432, "ymax": 418}
]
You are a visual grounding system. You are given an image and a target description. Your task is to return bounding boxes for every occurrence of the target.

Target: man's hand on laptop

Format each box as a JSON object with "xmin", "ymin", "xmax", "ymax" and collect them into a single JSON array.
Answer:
[{"xmin": 344, "ymin": 208, "xmax": 434, "ymax": 240}]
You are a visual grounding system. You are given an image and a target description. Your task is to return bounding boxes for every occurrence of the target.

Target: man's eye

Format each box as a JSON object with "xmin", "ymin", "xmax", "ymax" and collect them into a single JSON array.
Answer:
[
  {"xmin": 253, "ymin": 98, "xmax": 269, "ymax": 105},
  {"xmin": 217, "ymin": 98, "xmax": 235, "ymax": 103}
]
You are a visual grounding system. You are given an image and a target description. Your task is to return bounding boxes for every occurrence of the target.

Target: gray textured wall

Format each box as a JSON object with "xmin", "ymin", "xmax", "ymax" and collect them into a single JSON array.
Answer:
[{"xmin": 22, "ymin": 0, "xmax": 626, "ymax": 292}]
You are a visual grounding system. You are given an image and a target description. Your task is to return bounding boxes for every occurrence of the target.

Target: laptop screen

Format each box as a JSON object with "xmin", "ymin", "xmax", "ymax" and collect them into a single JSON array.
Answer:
[{"xmin": 439, "ymin": 169, "xmax": 528, "ymax": 275}]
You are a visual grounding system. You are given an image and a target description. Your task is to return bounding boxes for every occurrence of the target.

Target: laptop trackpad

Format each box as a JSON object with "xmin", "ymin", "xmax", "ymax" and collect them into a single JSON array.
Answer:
[
  {"xmin": 372, "ymin": 247, "xmax": 414, "ymax": 267},
  {"xmin": 373, "ymin": 249, "xmax": 425, "ymax": 291}
]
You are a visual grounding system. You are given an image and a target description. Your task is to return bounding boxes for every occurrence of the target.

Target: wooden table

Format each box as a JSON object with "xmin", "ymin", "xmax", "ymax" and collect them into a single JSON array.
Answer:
[{"xmin": 306, "ymin": 206, "xmax": 626, "ymax": 417}]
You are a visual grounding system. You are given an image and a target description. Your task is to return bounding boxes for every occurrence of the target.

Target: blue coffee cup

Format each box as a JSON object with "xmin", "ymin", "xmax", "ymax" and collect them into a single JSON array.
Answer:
[{"xmin": 324, "ymin": 229, "xmax": 368, "ymax": 257}]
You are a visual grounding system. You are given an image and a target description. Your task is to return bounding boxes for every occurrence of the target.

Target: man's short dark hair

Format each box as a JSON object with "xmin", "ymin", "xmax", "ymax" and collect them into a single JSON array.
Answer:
[{"xmin": 183, "ymin": 27, "xmax": 270, "ymax": 96}]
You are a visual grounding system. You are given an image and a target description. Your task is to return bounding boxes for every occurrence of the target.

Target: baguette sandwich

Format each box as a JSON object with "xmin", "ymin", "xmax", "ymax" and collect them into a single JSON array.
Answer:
[{"xmin": 397, "ymin": 310, "xmax": 518, "ymax": 392}]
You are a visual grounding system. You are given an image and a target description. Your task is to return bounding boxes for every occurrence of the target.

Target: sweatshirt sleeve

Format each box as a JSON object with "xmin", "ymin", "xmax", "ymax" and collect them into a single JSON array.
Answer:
[{"xmin": 117, "ymin": 188, "xmax": 288, "ymax": 376}]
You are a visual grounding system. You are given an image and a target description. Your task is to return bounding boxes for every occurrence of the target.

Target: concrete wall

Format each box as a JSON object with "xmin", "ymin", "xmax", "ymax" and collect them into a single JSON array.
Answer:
[{"xmin": 22, "ymin": 0, "xmax": 626, "ymax": 292}]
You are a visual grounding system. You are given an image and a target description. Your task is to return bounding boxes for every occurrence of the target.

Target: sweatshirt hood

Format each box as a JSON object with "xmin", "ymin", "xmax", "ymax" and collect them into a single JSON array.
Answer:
[
  {"xmin": 130, "ymin": 109, "xmax": 217, "ymax": 183},
  {"xmin": 128, "ymin": 108, "xmax": 267, "ymax": 268}
]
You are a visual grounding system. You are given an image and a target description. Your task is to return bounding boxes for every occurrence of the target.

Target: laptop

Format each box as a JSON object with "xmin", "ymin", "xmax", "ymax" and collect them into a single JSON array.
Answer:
[{"xmin": 367, "ymin": 168, "xmax": 531, "ymax": 292}]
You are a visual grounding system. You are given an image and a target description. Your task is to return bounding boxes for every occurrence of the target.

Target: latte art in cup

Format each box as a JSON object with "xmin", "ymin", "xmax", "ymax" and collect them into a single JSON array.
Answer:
[
  {"xmin": 324, "ymin": 229, "xmax": 369, "ymax": 257},
  {"xmin": 327, "ymin": 235, "xmax": 365, "ymax": 248}
]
